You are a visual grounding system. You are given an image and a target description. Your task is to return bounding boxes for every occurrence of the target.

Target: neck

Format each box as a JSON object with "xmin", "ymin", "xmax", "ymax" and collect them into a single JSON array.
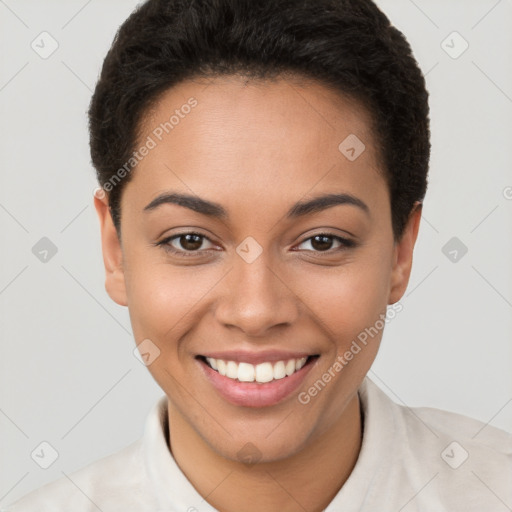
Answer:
[{"xmin": 167, "ymin": 392, "xmax": 363, "ymax": 512}]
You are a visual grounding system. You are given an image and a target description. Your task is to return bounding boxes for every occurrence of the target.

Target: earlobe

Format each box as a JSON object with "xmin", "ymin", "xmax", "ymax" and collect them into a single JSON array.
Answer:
[
  {"xmin": 388, "ymin": 202, "xmax": 422, "ymax": 305},
  {"xmin": 93, "ymin": 192, "xmax": 128, "ymax": 307}
]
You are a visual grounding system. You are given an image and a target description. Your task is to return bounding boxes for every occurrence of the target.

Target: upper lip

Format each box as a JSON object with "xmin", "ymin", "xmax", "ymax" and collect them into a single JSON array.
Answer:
[{"xmin": 198, "ymin": 350, "xmax": 317, "ymax": 365}]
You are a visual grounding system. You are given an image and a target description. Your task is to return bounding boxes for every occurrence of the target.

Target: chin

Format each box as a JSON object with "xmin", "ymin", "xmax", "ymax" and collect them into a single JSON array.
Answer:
[{"xmin": 204, "ymin": 425, "xmax": 314, "ymax": 466}]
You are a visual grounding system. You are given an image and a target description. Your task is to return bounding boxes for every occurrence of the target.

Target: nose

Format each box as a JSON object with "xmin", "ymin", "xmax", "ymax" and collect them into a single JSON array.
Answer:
[{"xmin": 214, "ymin": 251, "xmax": 300, "ymax": 337}]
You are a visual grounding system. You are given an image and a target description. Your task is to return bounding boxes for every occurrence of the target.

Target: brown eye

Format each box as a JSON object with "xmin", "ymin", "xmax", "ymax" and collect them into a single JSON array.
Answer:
[
  {"xmin": 296, "ymin": 233, "xmax": 356, "ymax": 253},
  {"xmin": 157, "ymin": 232, "xmax": 217, "ymax": 257},
  {"xmin": 177, "ymin": 233, "xmax": 204, "ymax": 251},
  {"xmin": 310, "ymin": 235, "xmax": 335, "ymax": 251}
]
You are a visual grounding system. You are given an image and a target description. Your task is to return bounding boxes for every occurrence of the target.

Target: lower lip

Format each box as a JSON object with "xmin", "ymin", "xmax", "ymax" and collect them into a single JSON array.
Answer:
[{"xmin": 197, "ymin": 357, "xmax": 316, "ymax": 408}]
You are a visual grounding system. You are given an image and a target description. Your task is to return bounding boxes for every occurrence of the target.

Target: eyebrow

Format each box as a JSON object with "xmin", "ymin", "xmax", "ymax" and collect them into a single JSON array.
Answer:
[{"xmin": 143, "ymin": 191, "xmax": 370, "ymax": 220}]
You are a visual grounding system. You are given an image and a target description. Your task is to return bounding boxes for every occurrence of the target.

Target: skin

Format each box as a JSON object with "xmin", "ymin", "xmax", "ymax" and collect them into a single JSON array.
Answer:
[{"xmin": 94, "ymin": 74, "xmax": 422, "ymax": 512}]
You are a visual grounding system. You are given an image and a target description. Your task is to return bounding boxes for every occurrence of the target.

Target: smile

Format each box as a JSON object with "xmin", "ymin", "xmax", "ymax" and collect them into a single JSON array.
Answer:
[
  {"xmin": 204, "ymin": 356, "xmax": 309, "ymax": 383},
  {"xmin": 197, "ymin": 354, "xmax": 319, "ymax": 407}
]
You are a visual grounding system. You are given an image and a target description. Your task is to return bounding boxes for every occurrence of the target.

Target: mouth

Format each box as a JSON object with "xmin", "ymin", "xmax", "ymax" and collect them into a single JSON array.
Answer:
[
  {"xmin": 196, "ymin": 354, "xmax": 320, "ymax": 407},
  {"xmin": 198, "ymin": 354, "xmax": 319, "ymax": 383}
]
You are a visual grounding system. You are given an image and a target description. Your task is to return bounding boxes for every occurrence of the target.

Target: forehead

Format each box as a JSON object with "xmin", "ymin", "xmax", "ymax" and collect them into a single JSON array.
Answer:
[
  {"xmin": 141, "ymin": 74, "xmax": 379, "ymax": 162},
  {"xmin": 124, "ymin": 75, "xmax": 388, "ymax": 221}
]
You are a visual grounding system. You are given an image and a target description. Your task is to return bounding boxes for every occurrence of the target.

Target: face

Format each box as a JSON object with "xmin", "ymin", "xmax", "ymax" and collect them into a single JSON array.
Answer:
[{"xmin": 95, "ymin": 75, "xmax": 421, "ymax": 463}]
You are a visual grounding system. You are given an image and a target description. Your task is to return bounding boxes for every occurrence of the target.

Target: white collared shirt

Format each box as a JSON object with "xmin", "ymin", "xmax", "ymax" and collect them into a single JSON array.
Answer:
[{"xmin": 3, "ymin": 376, "xmax": 511, "ymax": 511}]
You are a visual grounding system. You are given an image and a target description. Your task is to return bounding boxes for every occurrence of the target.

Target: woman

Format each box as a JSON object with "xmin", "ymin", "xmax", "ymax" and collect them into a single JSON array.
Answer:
[{"xmin": 4, "ymin": 0, "xmax": 511, "ymax": 510}]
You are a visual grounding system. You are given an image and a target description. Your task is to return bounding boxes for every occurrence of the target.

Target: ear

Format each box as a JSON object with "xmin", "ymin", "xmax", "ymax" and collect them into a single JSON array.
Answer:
[
  {"xmin": 388, "ymin": 201, "xmax": 423, "ymax": 305},
  {"xmin": 93, "ymin": 190, "xmax": 128, "ymax": 307}
]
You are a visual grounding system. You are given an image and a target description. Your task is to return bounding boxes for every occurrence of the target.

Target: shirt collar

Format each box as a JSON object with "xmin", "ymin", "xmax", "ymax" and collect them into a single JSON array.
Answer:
[
  {"xmin": 142, "ymin": 375, "xmax": 395, "ymax": 511},
  {"xmin": 325, "ymin": 374, "xmax": 397, "ymax": 511},
  {"xmin": 142, "ymin": 394, "xmax": 219, "ymax": 512}
]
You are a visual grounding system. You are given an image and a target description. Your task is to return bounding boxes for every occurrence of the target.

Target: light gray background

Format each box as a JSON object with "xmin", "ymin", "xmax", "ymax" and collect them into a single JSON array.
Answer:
[{"xmin": 1, "ymin": 0, "xmax": 511, "ymax": 506}]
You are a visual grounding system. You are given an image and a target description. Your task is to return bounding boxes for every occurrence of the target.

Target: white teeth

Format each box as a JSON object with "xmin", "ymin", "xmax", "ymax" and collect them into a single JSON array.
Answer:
[
  {"xmin": 255, "ymin": 362, "xmax": 274, "ymax": 383},
  {"xmin": 296, "ymin": 357, "xmax": 307, "ymax": 370},
  {"xmin": 217, "ymin": 359, "xmax": 227, "ymax": 376},
  {"xmin": 204, "ymin": 356, "xmax": 311, "ymax": 383},
  {"xmin": 238, "ymin": 362, "xmax": 255, "ymax": 382},
  {"xmin": 273, "ymin": 361, "xmax": 286, "ymax": 380},
  {"xmin": 226, "ymin": 360, "xmax": 238, "ymax": 379},
  {"xmin": 285, "ymin": 359, "xmax": 296, "ymax": 376}
]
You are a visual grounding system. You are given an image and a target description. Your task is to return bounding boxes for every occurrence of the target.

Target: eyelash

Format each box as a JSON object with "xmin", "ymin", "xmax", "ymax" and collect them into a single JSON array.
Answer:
[{"xmin": 156, "ymin": 231, "xmax": 357, "ymax": 258}]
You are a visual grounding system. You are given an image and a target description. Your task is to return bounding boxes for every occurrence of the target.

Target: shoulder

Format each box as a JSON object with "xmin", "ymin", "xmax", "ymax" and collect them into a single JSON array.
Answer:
[
  {"xmin": 400, "ymin": 399, "xmax": 512, "ymax": 462},
  {"xmin": 416, "ymin": 399, "xmax": 511, "ymax": 437},
  {"xmin": 362, "ymin": 377, "xmax": 512, "ymax": 510},
  {"xmin": 362, "ymin": 376, "xmax": 512, "ymax": 458},
  {"xmin": 406, "ymin": 403, "xmax": 512, "ymax": 509},
  {"xmin": 1, "ymin": 439, "xmax": 153, "ymax": 512}
]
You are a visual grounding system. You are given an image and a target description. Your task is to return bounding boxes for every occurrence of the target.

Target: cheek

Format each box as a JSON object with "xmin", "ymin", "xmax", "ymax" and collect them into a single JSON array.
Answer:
[
  {"xmin": 305, "ymin": 251, "xmax": 393, "ymax": 340},
  {"xmin": 128, "ymin": 276, "xmax": 186, "ymax": 338},
  {"xmin": 125, "ymin": 261, "xmax": 219, "ymax": 344},
  {"xmin": 125, "ymin": 269, "xmax": 200, "ymax": 390}
]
